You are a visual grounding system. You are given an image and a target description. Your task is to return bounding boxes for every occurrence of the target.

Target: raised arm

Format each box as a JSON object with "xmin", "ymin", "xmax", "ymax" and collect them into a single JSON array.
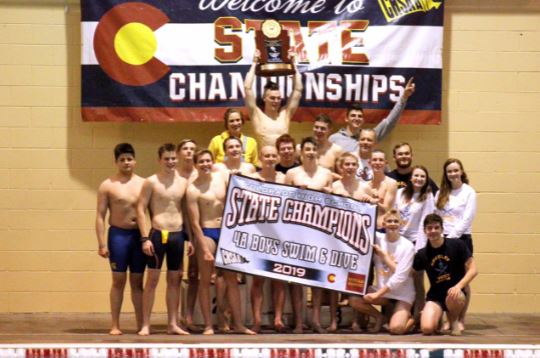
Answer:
[
  {"xmin": 95, "ymin": 182, "xmax": 109, "ymax": 258},
  {"xmin": 374, "ymin": 77, "xmax": 415, "ymax": 142},
  {"xmin": 244, "ymin": 51, "xmax": 260, "ymax": 119},
  {"xmin": 284, "ymin": 54, "xmax": 303, "ymax": 118}
]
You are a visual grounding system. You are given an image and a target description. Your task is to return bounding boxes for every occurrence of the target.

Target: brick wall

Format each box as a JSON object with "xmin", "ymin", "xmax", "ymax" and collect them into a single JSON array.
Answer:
[{"xmin": 0, "ymin": 0, "xmax": 539, "ymax": 312}]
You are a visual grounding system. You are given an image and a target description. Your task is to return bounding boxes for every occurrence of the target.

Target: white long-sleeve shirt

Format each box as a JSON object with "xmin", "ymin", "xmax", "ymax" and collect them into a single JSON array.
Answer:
[
  {"xmin": 395, "ymin": 189, "xmax": 435, "ymax": 252},
  {"xmin": 374, "ymin": 233, "xmax": 415, "ymax": 305},
  {"xmin": 434, "ymin": 183, "xmax": 477, "ymax": 238}
]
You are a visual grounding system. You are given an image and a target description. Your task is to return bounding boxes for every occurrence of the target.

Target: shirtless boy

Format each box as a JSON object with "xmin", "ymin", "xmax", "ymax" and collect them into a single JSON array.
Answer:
[
  {"xmin": 244, "ymin": 50, "xmax": 303, "ymax": 147},
  {"xmin": 95, "ymin": 143, "xmax": 145, "ymax": 335},
  {"xmin": 186, "ymin": 150, "xmax": 255, "ymax": 335},
  {"xmin": 249, "ymin": 146, "xmax": 287, "ymax": 333},
  {"xmin": 176, "ymin": 139, "xmax": 199, "ymax": 331},
  {"xmin": 354, "ymin": 128, "xmax": 377, "ymax": 182},
  {"xmin": 136, "ymin": 143, "xmax": 193, "ymax": 336},
  {"xmin": 213, "ymin": 136, "xmax": 255, "ymax": 330},
  {"xmin": 312, "ymin": 114, "xmax": 344, "ymax": 170},
  {"xmin": 332, "ymin": 153, "xmax": 375, "ymax": 203},
  {"xmin": 285, "ymin": 137, "xmax": 333, "ymax": 333},
  {"xmin": 368, "ymin": 150, "xmax": 398, "ymax": 229},
  {"xmin": 331, "ymin": 152, "xmax": 376, "ymax": 331},
  {"xmin": 214, "ymin": 136, "xmax": 256, "ymax": 178},
  {"xmin": 176, "ymin": 139, "xmax": 198, "ymax": 182}
]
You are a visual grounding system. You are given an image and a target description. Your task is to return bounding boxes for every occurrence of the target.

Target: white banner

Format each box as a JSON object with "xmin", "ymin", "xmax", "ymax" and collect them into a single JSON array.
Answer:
[
  {"xmin": 82, "ymin": 22, "xmax": 442, "ymax": 69},
  {"xmin": 215, "ymin": 175, "xmax": 376, "ymax": 295}
]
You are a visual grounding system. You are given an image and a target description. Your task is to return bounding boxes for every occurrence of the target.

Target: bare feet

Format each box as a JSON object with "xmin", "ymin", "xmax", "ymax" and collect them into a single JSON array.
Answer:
[
  {"xmin": 234, "ymin": 326, "xmax": 257, "ymax": 335},
  {"xmin": 441, "ymin": 319, "xmax": 450, "ymax": 332},
  {"xmin": 217, "ymin": 311, "xmax": 231, "ymax": 333},
  {"xmin": 185, "ymin": 323, "xmax": 201, "ymax": 333},
  {"xmin": 217, "ymin": 324, "xmax": 231, "ymax": 333},
  {"xmin": 351, "ymin": 323, "xmax": 363, "ymax": 333},
  {"xmin": 202, "ymin": 327, "xmax": 215, "ymax": 335},
  {"xmin": 292, "ymin": 325, "xmax": 303, "ymax": 334},
  {"xmin": 450, "ymin": 321, "xmax": 462, "ymax": 336},
  {"xmin": 137, "ymin": 327, "xmax": 150, "ymax": 336},
  {"xmin": 251, "ymin": 324, "xmax": 261, "ymax": 334},
  {"xmin": 109, "ymin": 328, "xmax": 122, "ymax": 335},
  {"xmin": 274, "ymin": 323, "xmax": 288, "ymax": 333},
  {"xmin": 168, "ymin": 325, "xmax": 190, "ymax": 335},
  {"xmin": 312, "ymin": 324, "xmax": 327, "ymax": 334},
  {"xmin": 327, "ymin": 321, "xmax": 338, "ymax": 333}
]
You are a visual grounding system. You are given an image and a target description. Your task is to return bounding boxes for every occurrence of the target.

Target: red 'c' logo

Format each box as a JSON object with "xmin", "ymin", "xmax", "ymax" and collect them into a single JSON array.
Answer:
[{"xmin": 93, "ymin": 2, "xmax": 170, "ymax": 86}]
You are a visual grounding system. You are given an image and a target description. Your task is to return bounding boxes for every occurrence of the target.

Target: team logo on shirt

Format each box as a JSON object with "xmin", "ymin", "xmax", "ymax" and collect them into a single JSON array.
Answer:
[{"xmin": 431, "ymin": 254, "xmax": 451, "ymax": 283}]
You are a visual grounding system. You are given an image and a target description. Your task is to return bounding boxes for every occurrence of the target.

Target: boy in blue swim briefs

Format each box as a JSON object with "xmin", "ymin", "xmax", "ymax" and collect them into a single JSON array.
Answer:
[
  {"xmin": 95, "ymin": 143, "xmax": 145, "ymax": 335},
  {"xmin": 187, "ymin": 149, "xmax": 255, "ymax": 336}
]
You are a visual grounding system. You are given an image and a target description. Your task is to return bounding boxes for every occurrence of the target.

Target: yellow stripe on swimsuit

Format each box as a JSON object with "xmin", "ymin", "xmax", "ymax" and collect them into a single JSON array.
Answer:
[{"xmin": 161, "ymin": 230, "xmax": 169, "ymax": 244}]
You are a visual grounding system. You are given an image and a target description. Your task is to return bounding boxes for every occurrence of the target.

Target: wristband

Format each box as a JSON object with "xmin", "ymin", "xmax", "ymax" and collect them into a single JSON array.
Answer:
[{"xmin": 140, "ymin": 237, "xmax": 150, "ymax": 243}]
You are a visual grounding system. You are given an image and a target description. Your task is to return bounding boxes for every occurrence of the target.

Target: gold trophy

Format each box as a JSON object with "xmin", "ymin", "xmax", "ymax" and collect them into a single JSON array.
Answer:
[{"xmin": 255, "ymin": 19, "xmax": 295, "ymax": 76}]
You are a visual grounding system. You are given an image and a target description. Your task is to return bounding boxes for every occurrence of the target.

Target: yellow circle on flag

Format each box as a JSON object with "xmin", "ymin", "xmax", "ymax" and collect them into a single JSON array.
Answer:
[{"xmin": 114, "ymin": 22, "xmax": 157, "ymax": 65}]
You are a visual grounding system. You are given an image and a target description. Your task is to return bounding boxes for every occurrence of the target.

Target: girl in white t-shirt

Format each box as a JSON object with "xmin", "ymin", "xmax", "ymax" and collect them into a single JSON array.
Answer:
[
  {"xmin": 435, "ymin": 159, "xmax": 477, "ymax": 253},
  {"xmin": 395, "ymin": 165, "xmax": 435, "ymax": 251},
  {"xmin": 394, "ymin": 165, "xmax": 435, "ymax": 324},
  {"xmin": 349, "ymin": 210, "xmax": 415, "ymax": 334}
]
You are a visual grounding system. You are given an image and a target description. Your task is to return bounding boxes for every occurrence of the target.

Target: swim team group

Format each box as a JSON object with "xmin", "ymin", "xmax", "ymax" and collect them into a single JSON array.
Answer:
[{"xmin": 95, "ymin": 52, "xmax": 478, "ymax": 338}]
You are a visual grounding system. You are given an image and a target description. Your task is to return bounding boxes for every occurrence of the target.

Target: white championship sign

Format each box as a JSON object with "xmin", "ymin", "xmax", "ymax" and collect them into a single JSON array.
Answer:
[{"xmin": 215, "ymin": 175, "xmax": 376, "ymax": 295}]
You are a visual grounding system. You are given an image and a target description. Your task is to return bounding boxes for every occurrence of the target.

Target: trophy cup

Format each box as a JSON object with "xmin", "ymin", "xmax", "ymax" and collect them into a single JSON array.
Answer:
[{"xmin": 255, "ymin": 19, "xmax": 295, "ymax": 77}]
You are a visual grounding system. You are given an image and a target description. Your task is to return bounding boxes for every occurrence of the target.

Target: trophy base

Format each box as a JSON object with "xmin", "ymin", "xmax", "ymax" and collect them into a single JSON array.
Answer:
[{"xmin": 256, "ymin": 63, "xmax": 295, "ymax": 77}]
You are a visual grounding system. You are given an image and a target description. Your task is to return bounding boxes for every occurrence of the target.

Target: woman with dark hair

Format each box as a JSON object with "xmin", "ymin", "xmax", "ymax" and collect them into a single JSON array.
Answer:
[
  {"xmin": 434, "ymin": 158, "xmax": 477, "ymax": 331},
  {"xmin": 395, "ymin": 165, "xmax": 435, "ymax": 251},
  {"xmin": 394, "ymin": 165, "xmax": 435, "ymax": 323}
]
